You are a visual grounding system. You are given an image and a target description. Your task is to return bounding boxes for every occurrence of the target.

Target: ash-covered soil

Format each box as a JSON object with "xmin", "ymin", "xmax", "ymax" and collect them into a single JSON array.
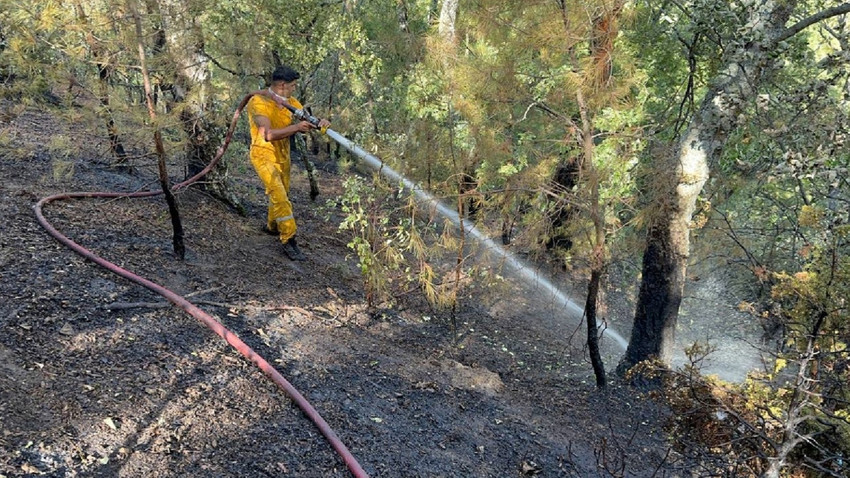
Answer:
[{"xmin": 1, "ymin": 104, "xmax": 684, "ymax": 477}]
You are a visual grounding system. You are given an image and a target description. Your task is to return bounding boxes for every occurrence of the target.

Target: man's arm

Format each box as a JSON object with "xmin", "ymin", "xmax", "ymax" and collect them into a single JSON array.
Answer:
[{"xmin": 254, "ymin": 114, "xmax": 315, "ymax": 142}]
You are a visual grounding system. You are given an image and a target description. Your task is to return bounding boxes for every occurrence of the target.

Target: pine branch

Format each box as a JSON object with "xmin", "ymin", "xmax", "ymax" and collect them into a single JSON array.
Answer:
[{"xmin": 199, "ymin": 49, "xmax": 264, "ymax": 80}]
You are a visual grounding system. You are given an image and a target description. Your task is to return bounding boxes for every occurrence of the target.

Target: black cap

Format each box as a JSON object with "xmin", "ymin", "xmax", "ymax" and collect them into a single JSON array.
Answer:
[{"xmin": 271, "ymin": 65, "xmax": 300, "ymax": 83}]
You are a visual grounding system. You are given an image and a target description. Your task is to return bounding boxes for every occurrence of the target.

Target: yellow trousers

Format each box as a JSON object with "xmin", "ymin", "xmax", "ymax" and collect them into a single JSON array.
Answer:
[{"xmin": 250, "ymin": 147, "xmax": 296, "ymax": 243}]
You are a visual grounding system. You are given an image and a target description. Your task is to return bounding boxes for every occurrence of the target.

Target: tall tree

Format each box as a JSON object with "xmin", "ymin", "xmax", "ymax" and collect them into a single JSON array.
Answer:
[
  {"xmin": 149, "ymin": 0, "xmax": 246, "ymax": 211},
  {"xmin": 431, "ymin": 0, "xmax": 639, "ymax": 386},
  {"xmin": 620, "ymin": 0, "xmax": 850, "ymax": 371}
]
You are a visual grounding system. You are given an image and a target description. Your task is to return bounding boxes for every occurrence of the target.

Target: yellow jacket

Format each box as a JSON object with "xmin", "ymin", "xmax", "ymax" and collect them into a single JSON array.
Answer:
[{"xmin": 246, "ymin": 95, "xmax": 304, "ymax": 164}]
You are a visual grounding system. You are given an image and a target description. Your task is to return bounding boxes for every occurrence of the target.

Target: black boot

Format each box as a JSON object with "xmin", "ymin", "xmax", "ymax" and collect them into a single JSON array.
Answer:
[{"xmin": 282, "ymin": 237, "xmax": 306, "ymax": 261}]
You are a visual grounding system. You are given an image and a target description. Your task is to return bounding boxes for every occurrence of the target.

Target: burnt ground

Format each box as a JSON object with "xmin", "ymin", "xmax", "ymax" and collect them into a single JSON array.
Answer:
[{"xmin": 2, "ymin": 105, "xmax": 684, "ymax": 477}]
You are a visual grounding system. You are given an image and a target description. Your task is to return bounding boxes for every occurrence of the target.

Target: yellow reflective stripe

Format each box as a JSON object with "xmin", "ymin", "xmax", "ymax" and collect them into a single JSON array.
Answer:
[{"xmin": 275, "ymin": 215, "xmax": 294, "ymax": 223}]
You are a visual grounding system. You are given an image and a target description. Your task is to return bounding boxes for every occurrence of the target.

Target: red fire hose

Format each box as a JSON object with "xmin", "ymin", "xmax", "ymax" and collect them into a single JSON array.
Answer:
[{"xmin": 33, "ymin": 94, "xmax": 370, "ymax": 478}]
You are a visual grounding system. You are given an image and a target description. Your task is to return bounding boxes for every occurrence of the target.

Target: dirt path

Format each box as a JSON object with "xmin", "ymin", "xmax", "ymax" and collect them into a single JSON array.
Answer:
[{"xmin": 2, "ymin": 105, "xmax": 679, "ymax": 477}]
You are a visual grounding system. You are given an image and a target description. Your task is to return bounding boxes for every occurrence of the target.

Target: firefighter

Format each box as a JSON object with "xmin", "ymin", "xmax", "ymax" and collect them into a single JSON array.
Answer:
[{"xmin": 247, "ymin": 65, "xmax": 330, "ymax": 260}]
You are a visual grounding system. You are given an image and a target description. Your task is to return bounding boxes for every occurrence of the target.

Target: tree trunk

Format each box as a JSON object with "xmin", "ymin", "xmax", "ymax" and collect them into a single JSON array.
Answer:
[
  {"xmin": 74, "ymin": 2, "xmax": 128, "ymax": 167},
  {"xmin": 585, "ymin": 265, "xmax": 607, "ymax": 388},
  {"xmin": 438, "ymin": 0, "xmax": 459, "ymax": 43},
  {"xmin": 621, "ymin": 209, "xmax": 686, "ymax": 368},
  {"xmin": 129, "ymin": 0, "xmax": 185, "ymax": 260},
  {"xmin": 155, "ymin": 0, "xmax": 245, "ymax": 213},
  {"xmin": 620, "ymin": 0, "xmax": 808, "ymax": 372},
  {"xmin": 546, "ymin": 156, "xmax": 580, "ymax": 251},
  {"xmin": 577, "ymin": 90, "xmax": 607, "ymax": 389},
  {"xmin": 460, "ymin": 166, "xmax": 478, "ymax": 218}
]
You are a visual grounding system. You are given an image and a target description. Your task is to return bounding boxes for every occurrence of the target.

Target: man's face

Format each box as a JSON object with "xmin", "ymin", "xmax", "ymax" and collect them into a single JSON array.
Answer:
[{"xmin": 281, "ymin": 80, "xmax": 297, "ymax": 98}]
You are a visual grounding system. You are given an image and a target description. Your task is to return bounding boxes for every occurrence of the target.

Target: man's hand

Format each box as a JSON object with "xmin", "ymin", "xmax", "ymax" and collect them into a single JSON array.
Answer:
[
  {"xmin": 295, "ymin": 121, "xmax": 314, "ymax": 133},
  {"xmin": 317, "ymin": 118, "xmax": 331, "ymax": 129}
]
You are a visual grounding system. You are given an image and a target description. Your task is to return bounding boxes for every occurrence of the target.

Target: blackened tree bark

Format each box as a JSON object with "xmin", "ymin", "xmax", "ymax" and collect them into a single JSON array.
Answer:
[
  {"xmin": 129, "ymin": 0, "xmax": 185, "ymax": 260},
  {"xmin": 546, "ymin": 156, "xmax": 580, "ymax": 251},
  {"xmin": 460, "ymin": 166, "xmax": 479, "ymax": 218},
  {"xmin": 619, "ymin": 0, "xmax": 850, "ymax": 372},
  {"xmin": 584, "ymin": 265, "xmax": 607, "ymax": 387},
  {"xmin": 621, "ymin": 205, "xmax": 683, "ymax": 368},
  {"xmin": 577, "ymin": 89, "xmax": 606, "ymax": 389}
]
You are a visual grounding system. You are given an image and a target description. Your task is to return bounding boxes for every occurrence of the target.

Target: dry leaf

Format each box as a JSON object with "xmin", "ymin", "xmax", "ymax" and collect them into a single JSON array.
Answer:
[{"xmin": 103, "ymin": 417, "xmax": 117, "ymax": 430}]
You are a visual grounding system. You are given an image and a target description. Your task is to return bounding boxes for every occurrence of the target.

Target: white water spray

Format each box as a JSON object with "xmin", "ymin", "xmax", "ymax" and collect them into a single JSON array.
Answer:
[{"xmin": 326, "ymin": 129, "xmax": 629, "ymax": 352}]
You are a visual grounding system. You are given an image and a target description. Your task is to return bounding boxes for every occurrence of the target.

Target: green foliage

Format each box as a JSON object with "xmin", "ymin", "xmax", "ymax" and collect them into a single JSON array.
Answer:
[
  {"xmin": 0, "ymin": 1, "xmax": 74, "ymax": 98},
  {"xmin": 337, "ymin": 175, "xmax": 398, "ymax": 306},
  {"xmin": 765, "ymin": 211, "xmax": 850, "ymax": 467},
  {"xmin": 334, "ymin": 175, "xmax": 465, "ymax": 311}
]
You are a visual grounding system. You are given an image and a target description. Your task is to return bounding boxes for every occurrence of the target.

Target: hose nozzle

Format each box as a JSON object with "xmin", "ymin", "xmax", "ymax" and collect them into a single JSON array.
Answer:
[{"xmin": 289, "ymin": 106, "xmax": 322, "ymax": 129}]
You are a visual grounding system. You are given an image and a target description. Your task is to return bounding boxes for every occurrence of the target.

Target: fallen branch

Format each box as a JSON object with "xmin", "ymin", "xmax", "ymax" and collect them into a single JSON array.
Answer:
[{"xmin": 103, "ymin": 299, "xmax": 316, "ymax": 318}]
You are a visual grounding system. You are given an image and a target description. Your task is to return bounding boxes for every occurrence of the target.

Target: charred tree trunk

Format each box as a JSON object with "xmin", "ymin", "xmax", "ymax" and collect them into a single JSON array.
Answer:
[
  {"xmin": 585, "ymin": 264, "xmax": 607, "ymax": 388},
  {"xmin": 500, "ymin": 179, "xmax": 519, "ymax": 245},
  {"xmin": 546, "ymin": 156, "xmax": 580, "ymax": 251},
  {"xmin": 621, "ymin": 212, "xmax": 683, "ymax": 369},
  {"xmin": 618, "ymin": 0, "xmax": 845, "ymax": 373},
  {"xmin": 459, "ymin": 168, "xmax": 479, "ymax": 218},
  {"xmin": 577, "ymin": 89, "xmax": 607, "ymax": 389},
  {"xmin": 619, "ymin": 85, "xmax": 735, "ymax": 371},
  {"xmin": 129, "ymin": 0, "xmax": 184, "ymax": 260}
]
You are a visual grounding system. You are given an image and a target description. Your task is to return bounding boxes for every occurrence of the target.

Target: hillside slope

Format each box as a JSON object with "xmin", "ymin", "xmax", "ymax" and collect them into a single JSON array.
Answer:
[{"xmin": 1, "ymin": 105, "xmax": 677, "ymax": 477}]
